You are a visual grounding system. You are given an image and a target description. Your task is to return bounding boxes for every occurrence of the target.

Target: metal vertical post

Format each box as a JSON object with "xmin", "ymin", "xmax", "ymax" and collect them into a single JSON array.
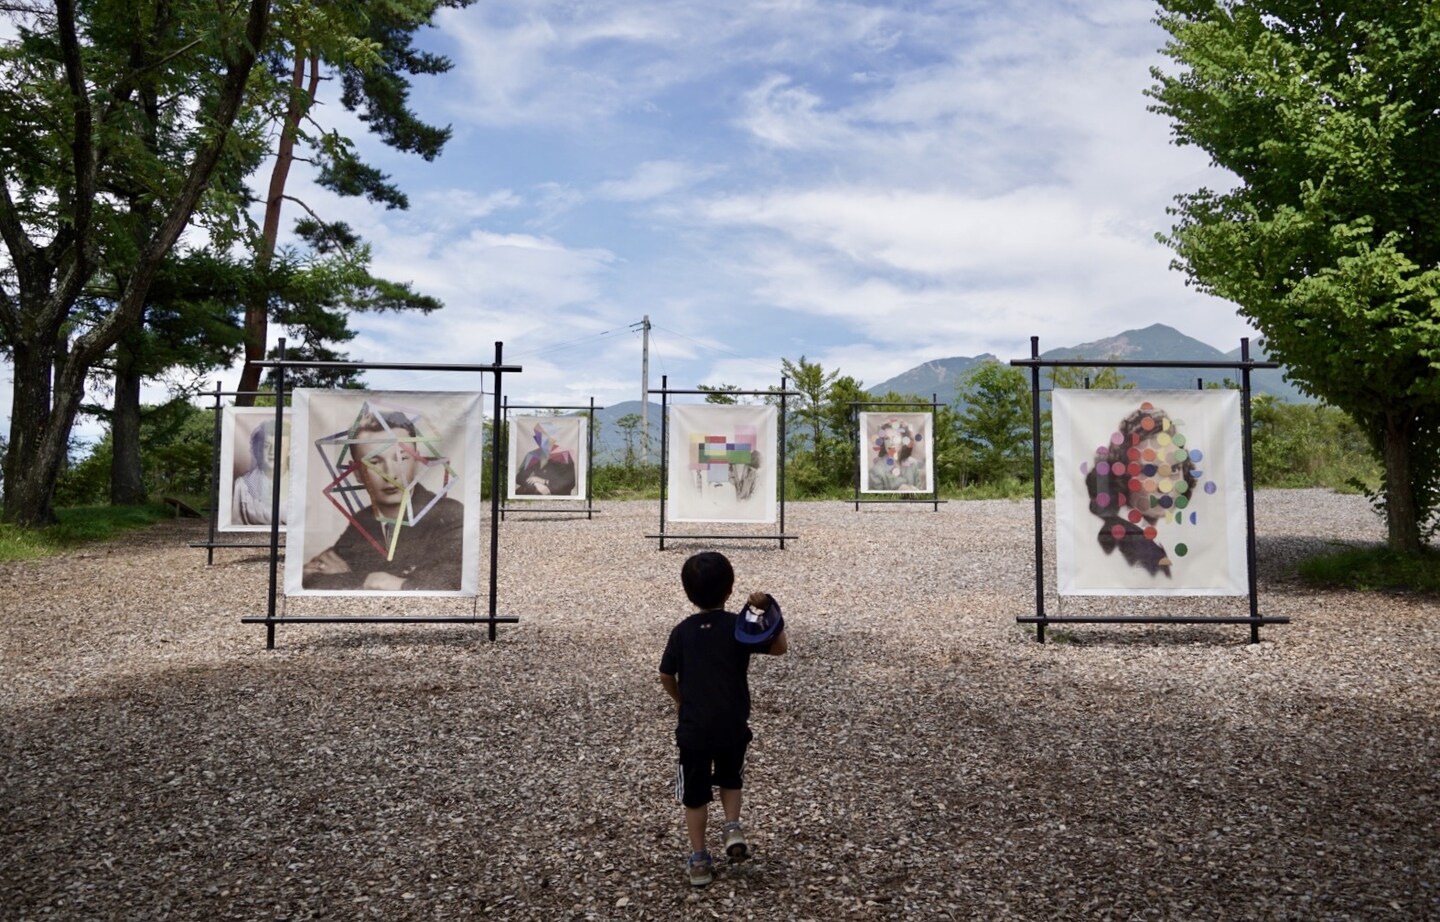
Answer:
[
  {"xmin": 1029, "ymin": 336, "xmax": 1047, "ymax": 643},
  {"xmin": 779, "ymin": 375, "xmax": 788, "ymax": 551},
  {"xmin": 489, "ymin": 342, "xmax": 505, "ymax": 641},
  {"xmin": 265, "ymin": 340, "xmax": 287, "ymax": 650},
  {"xmin": 206, "ymin": 382, "xmax": 223, "ymax": 566},
  {"xmin": 586, "ymin": 396, "xmax": 596, "ymax": 520},
  {"xmin": 1240, "ymin": 339, "xmax": 1261, "ymax": 644},
  {"xmin": 658, "ymin": 375, "xmax": 669, "ymax": 551}
]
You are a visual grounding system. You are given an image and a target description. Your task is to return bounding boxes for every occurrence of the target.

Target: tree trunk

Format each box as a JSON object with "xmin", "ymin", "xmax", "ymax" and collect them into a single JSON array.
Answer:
[
  {"xmin": 236, "ymin": 50, "xmax": 316, "ymax": 406},
  {"xmin": 2, "ymin": 341, "xmax": 60, "ymax": 525},
  {"xmin": 1382, "ymin": 412, "xmax": 1421, "ymax": 553},
  {"xmin": 109, "ymin": 329, "xmax": 147, "ymax": 505}
]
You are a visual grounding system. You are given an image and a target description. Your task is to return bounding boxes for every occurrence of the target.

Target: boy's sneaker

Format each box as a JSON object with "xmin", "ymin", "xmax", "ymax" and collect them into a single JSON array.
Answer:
[
  {"xmin": 722, "ymin": 821, "xmax": 750, "ymax": 861},
  {"xmin": 686, "ymin": 850, "xmax": 714, "ymax": 887}
]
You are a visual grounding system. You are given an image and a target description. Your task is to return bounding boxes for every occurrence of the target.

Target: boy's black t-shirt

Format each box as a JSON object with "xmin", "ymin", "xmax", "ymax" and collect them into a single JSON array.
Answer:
[{"xmin": 659, "ymin": 609, "xmax": 773, "ymax": 750}]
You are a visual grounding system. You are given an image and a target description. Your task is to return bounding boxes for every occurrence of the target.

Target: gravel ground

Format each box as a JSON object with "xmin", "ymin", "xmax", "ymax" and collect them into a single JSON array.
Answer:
[{"xmin": 2, "ymin": 490, "xmax": 1437, "ymax": 921}]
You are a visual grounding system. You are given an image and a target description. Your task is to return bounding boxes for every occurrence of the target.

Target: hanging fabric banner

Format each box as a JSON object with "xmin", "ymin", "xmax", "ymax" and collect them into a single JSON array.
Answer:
[
  {"xmin": 1052, "ymin": 389, "xmax": 1247, "ymax": 596},
  {"xmin": 285, "ymin": 390, "xmax": 482, "ymax": 597},
  {"xmin": 667, "ymin": 403, "xmax": 778, "ymax": 523}
]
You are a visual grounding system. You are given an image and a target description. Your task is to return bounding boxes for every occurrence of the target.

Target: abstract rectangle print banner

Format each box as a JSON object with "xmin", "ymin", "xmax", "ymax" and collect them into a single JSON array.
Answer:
[
  {"xmin": 667, "ymin": 404, "xmax": 778, "ymax": 523},
  {"xmin": 1052, "ymin": 390, "xmax": 1247, "ymax": 596},
  {"xmin": 218, "ymin": 406, "xmax": 291, "ymax": 532},
  {"xmin": 507, "ymin": 414, "xmax": 587, "ymax": 501},
  {"xmin": 284, "ymin": 390, "xmax": 482, "ymax": 597},
  {"xmin": 859, "ymin": 411, "xmax": 934, "ymax": 493}
]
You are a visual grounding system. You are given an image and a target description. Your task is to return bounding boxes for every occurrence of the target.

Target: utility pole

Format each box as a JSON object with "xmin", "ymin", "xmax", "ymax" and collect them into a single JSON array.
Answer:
[{"xmin": 633, "ymin": 315, "xmax": 652, "ymax": 461}]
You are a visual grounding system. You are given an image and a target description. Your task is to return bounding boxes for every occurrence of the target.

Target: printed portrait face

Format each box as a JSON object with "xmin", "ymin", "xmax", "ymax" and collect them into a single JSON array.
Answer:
[
  {"xmin": 283, "ymin": 390, "xmax": 483, "ymax": 598},
  {"xmin": 1051, "ymin": 390, "xmax": 1246, "ymax": 597},
  {"xmin": 859, "ymin": 411, "xmax": 933, "ymax": 494}
]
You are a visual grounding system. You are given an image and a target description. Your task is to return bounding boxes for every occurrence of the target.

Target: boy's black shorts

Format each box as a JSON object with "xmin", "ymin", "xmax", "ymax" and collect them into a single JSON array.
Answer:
[{"xmin": 675, "ymin": 742, "xmax": 748, "ymax": 808}]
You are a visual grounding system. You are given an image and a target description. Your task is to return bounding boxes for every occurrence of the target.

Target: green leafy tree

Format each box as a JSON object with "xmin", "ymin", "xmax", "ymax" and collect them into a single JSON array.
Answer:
[
  {"xmin": 1149, "ymin": 0, "xmax": 1440, "ymax": 551},
  {"xmin": 698, "ymin": 383, "xmax": 742, "ymax": 404},
  {"xmin": 614, "ymin": 413, "xmax": 642, "ymax": 469},
  {"xmin": 234, "ymin": 0, "xmax": 470, "ymax": 402},
  {"xmin": 956, "ymin": 360, "xmax": 1032, "ymax": 485},
  {"xmin": 0, "ymin": 0, "xmax": 273, "ymax": 525},
  {"xmin": 1047, "ymin": 362, "xmax": 1132, "ymax": 391}
]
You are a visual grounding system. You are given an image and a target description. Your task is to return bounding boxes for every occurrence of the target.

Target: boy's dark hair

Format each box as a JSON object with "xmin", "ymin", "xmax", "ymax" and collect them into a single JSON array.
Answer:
[{"xmin": 681, "ymin": 552, "xmax": 734, "ymax": 610}]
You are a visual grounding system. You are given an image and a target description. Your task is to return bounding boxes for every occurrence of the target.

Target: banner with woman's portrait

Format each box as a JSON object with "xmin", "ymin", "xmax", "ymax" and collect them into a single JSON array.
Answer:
[
  {"xmin": 283, "ymin": 390, "xmax": 482, "ymax": 597},
  {"xmin": 1052, "ymin": 389, "xmax": 1247, "ymax": 596},
  {"xmin": 666, "ymin": 404, "xmax": 777, "ymax": 523},
  {"xmin": 507, "ymin": 415, "xmax": 587, "ymax": 501},
  {"xmin": 218, "ymin": 407, "xmax": 291, "ymax": 532},
  {"xmin": 859, "ymin": 411, "xmax": 934, "ymax": 493}
]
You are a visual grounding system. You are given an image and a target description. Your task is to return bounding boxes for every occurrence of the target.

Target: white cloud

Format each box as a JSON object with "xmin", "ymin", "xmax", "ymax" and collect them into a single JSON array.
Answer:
[{"xmin": 596, "ymin": 160, "xmax": 721, "ymax": 202}]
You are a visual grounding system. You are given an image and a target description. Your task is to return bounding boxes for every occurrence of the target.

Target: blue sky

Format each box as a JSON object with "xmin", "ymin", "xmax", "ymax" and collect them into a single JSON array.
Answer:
[{"xmin": 4, "ymin": 0, "xmax": 1260, "ymax": 439}]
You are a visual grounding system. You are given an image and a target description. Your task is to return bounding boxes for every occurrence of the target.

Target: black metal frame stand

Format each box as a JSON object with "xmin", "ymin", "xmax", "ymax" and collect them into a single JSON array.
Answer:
[
  {"xmin": 647, "ymin": 375, "xmax": 800, "ymax": 549},
  {"xmin": 239, "ymin": 339, "xmax": 523, "ymax": 648},
  {"xmin": 498, "ymin": 396, "xmax": 600, "ymax": 520},
  {"xmin": 1010, "ymin": 336, "xmax": 1290, "ymax": 644},
  {"xmin": 849, "ymin": 396, "xmax": 947, "ymax": 511},
  {"xmin": 190, "ymin": 383, "xmax": 289, "ymax": 563}
]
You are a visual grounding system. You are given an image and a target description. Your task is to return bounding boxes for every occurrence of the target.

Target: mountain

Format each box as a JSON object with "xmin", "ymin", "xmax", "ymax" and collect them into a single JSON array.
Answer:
[
  {"xmin": 867, "ymin": 354, "xmax": 997, "ymax": 398},
  {"xmin": 868, "ymin": 323, "xmax": 1311, "ymax": 403}
]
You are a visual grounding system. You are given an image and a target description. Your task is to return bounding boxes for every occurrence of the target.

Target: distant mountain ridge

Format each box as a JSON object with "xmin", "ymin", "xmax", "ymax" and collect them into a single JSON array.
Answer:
[{"xmin": 868, "ymin": 324, "xmax": 1306, "ymax": 403}]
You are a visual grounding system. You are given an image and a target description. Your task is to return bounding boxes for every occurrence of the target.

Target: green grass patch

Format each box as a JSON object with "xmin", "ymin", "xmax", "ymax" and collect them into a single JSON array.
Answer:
[
  {"xmin": 1297, "ymin": 545, "xmax": 1440, "ymax": 593},
  {"xmin": 0, "ymin": 502, "xmax": 174, "ymax": 562}
]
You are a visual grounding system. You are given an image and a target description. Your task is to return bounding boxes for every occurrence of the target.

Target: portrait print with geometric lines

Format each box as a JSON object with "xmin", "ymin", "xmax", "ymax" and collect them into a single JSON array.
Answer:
[{"xmin": 284, "ymin": 390, "xmax": 483, "ymax": 598}]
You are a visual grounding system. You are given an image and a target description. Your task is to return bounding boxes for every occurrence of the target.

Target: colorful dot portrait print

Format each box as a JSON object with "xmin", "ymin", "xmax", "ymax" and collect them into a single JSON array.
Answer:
[
  {"xmin": 859, "ymin": 411, "xmax": 935, "ymax": 494},
  {"xmin": 666, "ymin": 403, "xmax": 779, "ymax": 524},
  {"xmin": 1051, "ymin": 389, "xmax": 1247, "ymax": 596}
]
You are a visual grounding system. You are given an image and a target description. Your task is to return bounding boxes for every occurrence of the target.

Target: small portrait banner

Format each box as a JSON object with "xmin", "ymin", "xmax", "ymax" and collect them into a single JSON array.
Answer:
[
  {"xmin": 859, "ymin": 411, "xmax": 934, "ymax": 493},
  {"xmin": 508, "ymin": 415, "xmax": 587, "ymax": 501},
  {"xmin": 218, "ymin": 406, "xmax": 292, "ymax": 532},
  {"xmin": 667, "ymin": 403, "xmax": 778, "ymax": 523}
]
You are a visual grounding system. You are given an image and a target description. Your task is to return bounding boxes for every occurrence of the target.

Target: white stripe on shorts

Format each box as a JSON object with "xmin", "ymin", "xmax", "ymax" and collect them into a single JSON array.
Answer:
[{"xmin": 675, "ymin": 762, "xmax": 685, "ymax": 803}]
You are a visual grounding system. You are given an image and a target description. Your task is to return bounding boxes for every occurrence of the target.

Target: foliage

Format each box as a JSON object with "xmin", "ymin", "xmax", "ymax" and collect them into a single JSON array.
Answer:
[
  {"xmin": 235, "ymin": 0, "xmax": 470, "ymax": 399},
  {"xmin": 1298, "ymin": 545, "xmax": 1440, "ymax": 593},
  {"xmin": 1250, "ymin": 396, "xmax": 1381, "ymax": 491},
  {"xmin": 590, "ymin": 463, "xmax": 661, "ymax": 500},
  {"xmin": 0, "ymin": 0, "xmax": 273, "ymax": 525},
  {"xmin": 0, "ymin": 503, "xmax": 175, "ymax": 562},
  {"xmin": 1149, "ymin": 0, "xmax": 1440, "ymax": 552},
  {"xmin": 956, "ymin": 360, "xmax": 1033, "ymax": 485},
  {"xmin": 56, "ymin": 401, "xmax": 215, "ymax": 506},
  {"xmin": 698, "ymin": 384, "xmax": 742, "ymax": 404}
]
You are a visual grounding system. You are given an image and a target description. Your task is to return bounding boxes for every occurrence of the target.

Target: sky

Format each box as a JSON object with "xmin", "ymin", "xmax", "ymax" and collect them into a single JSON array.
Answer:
[{"xmin": 3, "ymin": 0, "xmax": 1260, "ymax": 442}]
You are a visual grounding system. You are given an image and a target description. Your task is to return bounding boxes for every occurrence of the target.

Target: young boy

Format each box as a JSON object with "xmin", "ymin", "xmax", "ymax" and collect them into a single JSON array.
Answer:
[{"xmin": 658, "ymin": 551, "xmax": 789, "ymax": 887}]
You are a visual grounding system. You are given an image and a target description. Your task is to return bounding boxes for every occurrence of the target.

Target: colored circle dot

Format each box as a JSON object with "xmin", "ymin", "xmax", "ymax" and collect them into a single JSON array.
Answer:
[
  {"xmin": 1140, "ymin": 416, "xmax": 1156, "ymax": 431},
  {"xmin": 1111, "ymin": 524, "xmax": 1127, "ymax": 540},
  {"xmin": 1142, "ymin": 448, "xmax": 1157, "ymax": 462},
  {"xmin": 1129, "ymin": 478, "xmax": 1143, "ymax": 493},
  {"xmin": 1141, "ymin": 401, "xmax": 1154, "ymax": 410},
  {"xmin": 1158, "ymin": 478, "xmax": 1174, "ymax": 493},
  {"xmin": 1157, "ymin": 433, "xmax": 1172, "ymax": 446},
  {"xmin": 1090, "ymin": 461, "xmax": 1102, "ymax": 476},
  {"xmin": 1143, "ymin": 526, "xmax": 1158, "ymax": 540},
  {"xmin": 1159, "ymin": 495, "xmax": 1174, "ymax": 508},
  {"xmin": 1175, "ymin": 543, "xmax": 1189, "ymax": 557},
  {"xmin": 1095, "ymin": 492, "xmax": 1111, "ymax": 509},
  {"xmin": 1110, "ymin": 431, "xmax": 1125, "ymax": 445},
  {"xmin": 1174, "ymin": 481, "xmax": 1188, "ymax": 494},
  {"xmin": 1128, "ymin": 509, "xmax": 1143, "ymax": 524},
  {"xmin": 1204, "ymin": 481, "xmax": 1217, "ymax": 494},
  {"xmin": 1189, "ymin": 449, "xmax": 1204, "ymax": 463},
  {"xmin": 1173, "ymin": 434, "xmax": 1187, "ymax": 447},
  {"xmin": 1127, "ymin": 447, "xmax": 1141, "ymax": 462},
  {"xmin": 1176, "ymin": 495, "xmax": 1189, "ymax": 508}
]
